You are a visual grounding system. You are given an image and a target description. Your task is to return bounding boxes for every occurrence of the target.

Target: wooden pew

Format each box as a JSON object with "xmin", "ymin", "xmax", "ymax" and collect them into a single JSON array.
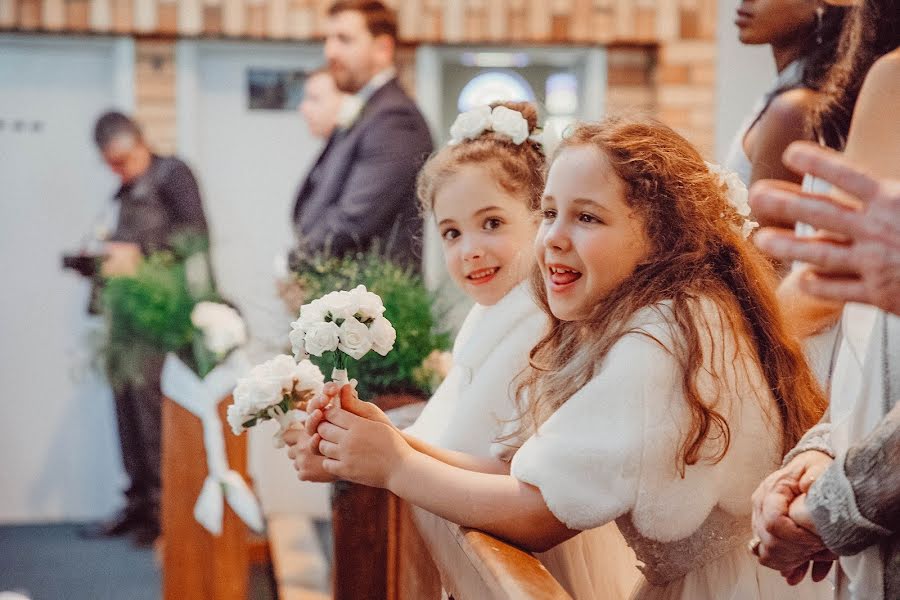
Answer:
[
  {"xmin": 160, "ymin": 395, "xmax": 250, "ymax": 600},
  {"xmin": 332, "ymin": 485, "xmax": 572, "ymax": 600},
  {"xmin": 406, "ymin": 503, "xmax": 572, "ymax": 600}
]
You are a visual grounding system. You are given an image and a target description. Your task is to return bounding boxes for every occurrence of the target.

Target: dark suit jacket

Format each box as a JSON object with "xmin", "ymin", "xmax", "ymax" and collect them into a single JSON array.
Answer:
[{"xmin": 292, "ymin": 78, "xmax": 433, "ymax": 269}]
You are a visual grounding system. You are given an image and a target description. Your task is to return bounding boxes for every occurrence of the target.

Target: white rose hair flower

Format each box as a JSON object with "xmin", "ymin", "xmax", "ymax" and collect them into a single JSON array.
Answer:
[
  {"xmin": 448, "ymin": 105, "xmax": 492, "ymax": 144},
  {"xmin": 489, "ymin": 105, "xmax": 530, "ymax": 145},
  {"xmin": 706, "ymin": 162, "xmax": 759, "ymax": 239},
  {"xmin": 448, "ymin": 105, "xmax": 532, "ymax": 146}
]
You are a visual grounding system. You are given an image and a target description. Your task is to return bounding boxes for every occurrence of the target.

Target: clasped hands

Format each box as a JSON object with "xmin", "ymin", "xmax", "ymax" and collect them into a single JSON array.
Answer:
[
  {"xmin": 750, "ymin": 450, "xmax": 838, "ymax": 585},
  {"xmin": 283, "ymin": 382, "xmax": 411, "ymax": 489}
]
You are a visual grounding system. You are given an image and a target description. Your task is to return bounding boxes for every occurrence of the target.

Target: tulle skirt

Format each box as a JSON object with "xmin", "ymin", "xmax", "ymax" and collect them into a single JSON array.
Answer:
[
  {"xmin": 630, "ymin": 545, "xmax": 835, "ymax": 600},
  {"xmin": 537, "ymin": 522, "xmax": 642, "ymax": 600}
]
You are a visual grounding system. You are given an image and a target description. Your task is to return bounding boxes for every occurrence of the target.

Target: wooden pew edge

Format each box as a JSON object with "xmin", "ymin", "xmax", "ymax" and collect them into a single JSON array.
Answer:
[{"xmin": 409, "ymin": 503, "xmax": 573, "ymax": 600}]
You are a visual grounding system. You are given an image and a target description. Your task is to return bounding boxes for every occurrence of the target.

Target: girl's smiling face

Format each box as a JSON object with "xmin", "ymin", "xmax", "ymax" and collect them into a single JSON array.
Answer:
[
  {"xmin": 434, "ymin": 164, "xmax": 538, "ymax": 306},
  {"xmin": 538, "ymin": 145, "xmax": 651, "ymax": 321}
]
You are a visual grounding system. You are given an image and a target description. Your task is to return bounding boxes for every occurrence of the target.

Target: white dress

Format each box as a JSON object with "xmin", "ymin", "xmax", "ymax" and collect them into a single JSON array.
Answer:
[
  {"xmin": 826, "ymin": 304, "xmax": 887, "ymax": 600},
  {"xmin": 407, "ymin": 283, "xmax": 642, "ymax": 599},
  {"xmin": 497, "ymin": 300, "xmax": 832, "ymax": 600}
]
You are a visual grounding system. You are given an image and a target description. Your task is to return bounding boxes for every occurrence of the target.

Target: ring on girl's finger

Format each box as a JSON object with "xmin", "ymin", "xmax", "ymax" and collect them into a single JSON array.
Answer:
[{"xmin": 747, "ymin": 537, "xmax": 762, "ymax": 557}]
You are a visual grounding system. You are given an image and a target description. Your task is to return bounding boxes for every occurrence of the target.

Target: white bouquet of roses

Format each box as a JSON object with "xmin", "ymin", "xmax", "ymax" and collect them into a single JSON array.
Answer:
[
  {"xmin": 227, "ymin": 354, "xmax": 325, "ymax": 447},
  {"xmin": 289, "ymin": 285, "xmax": 396, "ymax": 397}
]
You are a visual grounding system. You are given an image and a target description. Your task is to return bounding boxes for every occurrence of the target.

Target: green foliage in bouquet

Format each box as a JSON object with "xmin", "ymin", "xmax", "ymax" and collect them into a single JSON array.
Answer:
[
  {"xmin": 100, "ymin": 233, "xmax": 220, "ymax": 388},
  {"xmin": 289, "ymin": 248, "xmax": 451, "ymax": 399}
]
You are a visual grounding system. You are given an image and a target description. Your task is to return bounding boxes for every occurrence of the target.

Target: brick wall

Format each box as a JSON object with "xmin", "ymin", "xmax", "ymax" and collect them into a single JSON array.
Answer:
[
  {"xmin": 135, "ymin": 39, "xmax": 177, "ymax": 154},
  {"xmin": 1, "ymin": 0, "xmax": 717, "ymax": 155}
]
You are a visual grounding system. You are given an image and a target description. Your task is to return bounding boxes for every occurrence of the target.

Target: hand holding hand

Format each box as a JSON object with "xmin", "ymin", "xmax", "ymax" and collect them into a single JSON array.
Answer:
[
  {"xmin": 283, "ymin": 422, "xmax": 336, "ymax": 483},
  {"xmin": 751, "ymin": 452, "xmax": 833, "ymax": 574},
  {"xmin": 315, "ymin": 384, "xmax": 412, "ymax": 489}
]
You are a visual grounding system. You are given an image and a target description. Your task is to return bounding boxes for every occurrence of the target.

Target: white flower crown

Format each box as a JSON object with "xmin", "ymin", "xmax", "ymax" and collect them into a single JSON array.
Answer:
[
  {"xmin": 448, "ymin": 105, "xmax": 562, "ymax": 155},
  {"xmin": 705, "ymin": 162, "xmax": 759, "ymax": 239}
]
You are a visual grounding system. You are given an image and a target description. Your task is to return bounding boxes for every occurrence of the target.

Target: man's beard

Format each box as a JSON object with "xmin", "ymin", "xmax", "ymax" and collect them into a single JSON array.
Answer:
[{"xmin": 330, "ymin": 63, "xmax": 366, "ymax": 94}]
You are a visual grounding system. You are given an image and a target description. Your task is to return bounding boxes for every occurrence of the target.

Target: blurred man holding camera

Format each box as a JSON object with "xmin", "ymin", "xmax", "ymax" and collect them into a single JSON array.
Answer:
[{"xmin": 78, "ymin": 111, "xmax": 208, "ymax": 547}]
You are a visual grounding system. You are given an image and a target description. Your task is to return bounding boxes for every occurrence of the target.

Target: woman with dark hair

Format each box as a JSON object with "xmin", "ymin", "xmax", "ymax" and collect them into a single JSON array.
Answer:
[
  {"xmin": 773, "ymin": 0, "xmax": 898, "ymax": 353},
  {"xmin": 809, "ymin": 0, "xmax": 900, "ymax": 150},
  {"xmin": 726, "ymin": 0, "xmax": 848, "ymax": 196}
]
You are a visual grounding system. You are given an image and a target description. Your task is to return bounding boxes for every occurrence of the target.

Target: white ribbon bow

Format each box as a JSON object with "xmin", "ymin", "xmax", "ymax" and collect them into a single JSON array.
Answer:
[{"xmin": 161, "ymin": 351, "xmax": 264, "ymax": 535}]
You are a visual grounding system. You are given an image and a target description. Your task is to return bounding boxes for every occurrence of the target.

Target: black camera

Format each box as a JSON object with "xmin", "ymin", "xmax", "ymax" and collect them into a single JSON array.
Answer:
[{"xmin": 62, "ymin": 254, "xmax": 103, "ymax": 278}]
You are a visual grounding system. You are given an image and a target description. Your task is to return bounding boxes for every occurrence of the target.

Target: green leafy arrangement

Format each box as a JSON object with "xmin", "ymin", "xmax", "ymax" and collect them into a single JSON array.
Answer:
[
  {"xmin": 285, "ymin": 248, "xmax": 451, "ymax": 399},
  {"xmin": 100, "ymin": 234, "xmax": 222, "ymax": 388}
]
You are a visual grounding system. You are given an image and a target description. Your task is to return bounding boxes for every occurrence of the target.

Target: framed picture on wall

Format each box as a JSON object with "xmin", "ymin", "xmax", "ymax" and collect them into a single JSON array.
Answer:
[{"xmin": 247, "ymin": 68, "xmax": 307, "ymax": 111}]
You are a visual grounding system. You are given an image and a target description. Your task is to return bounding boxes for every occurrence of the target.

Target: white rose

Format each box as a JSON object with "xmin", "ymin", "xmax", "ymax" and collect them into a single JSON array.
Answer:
[
  {"xmin": 337, "ymin": 316, "xmax": 373, "ymax": 360},
  {"xmin": 369, "ymin": 316, "xmax": 396, "ymax": 356},
  {"xmin": 324, "ymin": 290, "xmax": 360, "ymax": 322},
  {"xmin": 191, "ymin": 303, "xmax": 247, "ymax": 354},
  {"xmin": 296, "ymin": 299, "xmax": 326, "ymax": 329},
  {"xmin": 742, "ymin": 219, "xmax": 760, "ymax": 239},
  {"xmin": 726, "ymin": 177, "xmax": 751, "ymax": 216},
  {"xmin": 190, "ymin": 301, "xmax": 220, "ymax": 329},
  {"xmin": 264, "ymin": 355, "xmax": 300, "ymax": 394},
  {"xmin": 304, "ymin": 321, "xmax": 341, "ymax": 356},
  {"xmin": 289, "ymin": 322, "xmax": 307, "ymax": 360},
  {"xmin": 490, "ymin": 106, "xmax": 530, "ymax": 145},
  {"xmin": 234, "ymin": 374, "xmax": 282, "ymax": 412},
  {"xmin": 350, "ymin": 285, "xmax": 385, "ymax": 321},
  {"xmin": 226, "ymin": 402, "xmax": 248, "ymax": 435},
  {"xmin": 449, "ymin": 105, "xmax": 492, "ymax": 144},
  {"xmin": 294, "ymin": 359, "xmax": 325, "ymax": 395}
]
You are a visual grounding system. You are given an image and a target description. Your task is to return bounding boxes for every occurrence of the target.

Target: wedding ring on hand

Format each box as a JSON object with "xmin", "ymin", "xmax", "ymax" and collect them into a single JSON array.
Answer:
[{"xmin": 747, "ymin": 537, "xmax": 762, "ymax": 557}]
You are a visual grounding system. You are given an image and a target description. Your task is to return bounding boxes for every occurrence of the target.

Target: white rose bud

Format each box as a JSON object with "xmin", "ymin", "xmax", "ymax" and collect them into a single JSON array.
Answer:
[
  {"xmin": 304, "ymin": 321, "xmax": 341, "ymax": 356},
  {"xmin": 490, "ymin": 106, "xmax": 530, "ymax": 145},
  {"xmin": 294, "ymin": 359, "xmax": 325, "ymax": 395},
  {"xmin": 327, "ymin": 290, "xmax": 360, "ymax": 322},
  {"xmin": 267, "ymin": 354, "xmax": 301, "ymax": 394},
  {"xmin": 289, "ymin": 322, "xmax": 307, "ymax": 360},
  {"xmin": 226, "ymin": 403, "xmax": 247, "ymax": 435},
  {"xmin": 351, "ymin": 285, "xmax": 385, "ymax": 321},
  {"xmin": 369, "ymin": 316, "xmax": 397, "ymax": 356},
  {"xmin": 338, "ymin": 316, "xmax": 373, "ymax": 360},
  {"xmin": 296, "ymin": 299, "xmax": 326, "ymax": 329},
  {"xmin": 246, "ymin": 376, "xmax": 283, "ymax": 411},
  {"xmin": 449, "ymin": 105, "xmax": 492, "ymax": 143}
]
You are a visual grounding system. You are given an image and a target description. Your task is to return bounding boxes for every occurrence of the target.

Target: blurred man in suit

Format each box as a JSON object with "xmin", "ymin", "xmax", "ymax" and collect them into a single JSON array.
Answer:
[
  {"xmin": 82, "ymin": 111, "xmax": 208, "ymax": 547},
  {"xmin": 291, "ymin": 0, "xmax": 433, "ymax": 269}
]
